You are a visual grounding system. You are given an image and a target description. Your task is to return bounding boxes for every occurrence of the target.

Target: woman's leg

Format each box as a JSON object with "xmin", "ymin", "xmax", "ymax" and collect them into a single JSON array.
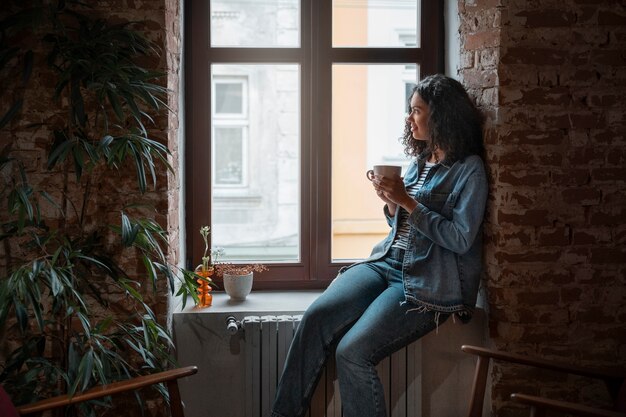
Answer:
[
  {"xmin": 271, "ymin": 263, "xmax": 388, "ymax": 417},
  {"xmin": 335, "ymin": 274, "xmax": 448, "ymax": 417}
]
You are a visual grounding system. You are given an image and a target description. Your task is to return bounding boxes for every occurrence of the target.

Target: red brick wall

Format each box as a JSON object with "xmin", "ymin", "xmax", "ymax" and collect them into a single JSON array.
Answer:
[
  {"xmin": 58, "ymin": 0, "xmax": 181, "ymax": 360},
  {"xmin": 0, "ymin": 4, "xmax": 174, "ymax": 305},
  {"xmin": 0, "ymin": 1, "xmax": 180, "ymax": 415},
  {"xmin": 67, "ymin": 0, "xmax": 180, "ymax": 325},
  {"xmin": 459, "ymin": 0, "xmax": 626, "ymax": 415}
]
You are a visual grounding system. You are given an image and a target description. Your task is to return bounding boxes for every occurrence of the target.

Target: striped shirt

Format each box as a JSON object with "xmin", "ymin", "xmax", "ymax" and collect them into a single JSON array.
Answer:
[{"xmin": 391, "ymin": 162, "xmax": 435, "ymax": 250}]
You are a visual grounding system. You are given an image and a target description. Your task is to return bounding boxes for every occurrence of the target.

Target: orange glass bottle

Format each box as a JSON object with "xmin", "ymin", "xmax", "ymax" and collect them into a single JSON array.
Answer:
[{"xmin": 195, "ymin": 265, "xmax": 214, "ymax": 307}]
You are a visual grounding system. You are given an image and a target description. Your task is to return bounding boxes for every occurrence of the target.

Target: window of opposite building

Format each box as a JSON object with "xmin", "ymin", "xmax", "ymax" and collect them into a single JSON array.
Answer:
[{"xmin": 185, "ymin": 0, "xmax": 444, "ymax": 288}]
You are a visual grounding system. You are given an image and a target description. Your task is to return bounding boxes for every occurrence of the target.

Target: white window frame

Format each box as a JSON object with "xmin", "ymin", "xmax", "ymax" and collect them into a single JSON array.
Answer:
[{"xmin": 211, "ymin": 76, "xmax": 249, "ymax": 188}]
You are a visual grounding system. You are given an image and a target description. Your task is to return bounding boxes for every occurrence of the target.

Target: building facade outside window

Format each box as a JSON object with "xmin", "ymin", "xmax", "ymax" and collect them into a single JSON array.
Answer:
[
  {"xmin": 212, "ymin": 76, "xmax": 248, "ymax": 187},
  {"xmin": 185, "ymin": 0, "xmax": 444, "ymax": 288}
]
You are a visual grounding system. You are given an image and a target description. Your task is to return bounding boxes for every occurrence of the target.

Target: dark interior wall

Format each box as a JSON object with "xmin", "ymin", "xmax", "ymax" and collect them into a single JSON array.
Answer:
[{"xmin": 459, "ymin": 0, "xmax": 626, "ymax": 414}]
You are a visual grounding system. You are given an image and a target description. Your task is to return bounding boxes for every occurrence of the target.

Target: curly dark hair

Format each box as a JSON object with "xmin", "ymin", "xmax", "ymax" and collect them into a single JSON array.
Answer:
[{"xmin": 401, "ymin": 74, "xmax": 485, "ymax": 163}]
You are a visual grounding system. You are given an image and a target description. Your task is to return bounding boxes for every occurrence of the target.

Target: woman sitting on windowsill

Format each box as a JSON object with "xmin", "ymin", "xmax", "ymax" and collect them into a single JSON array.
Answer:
[{"xmin": 271, "ymin": 74, "xmax": 488, "ymax": 417}]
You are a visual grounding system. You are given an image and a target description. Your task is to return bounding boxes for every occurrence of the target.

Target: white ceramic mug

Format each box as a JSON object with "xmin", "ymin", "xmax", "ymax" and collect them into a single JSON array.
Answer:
[{"xmin": 366, "ymin": 165, "xmax": 401, "ymax": 181}]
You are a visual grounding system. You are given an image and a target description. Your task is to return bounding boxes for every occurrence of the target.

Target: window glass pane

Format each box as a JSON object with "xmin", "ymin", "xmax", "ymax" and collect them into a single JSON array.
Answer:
[
  {"xmin": 215, "ymin": 83, "xmax": 243, "ymax": 114},
  {"xmin": 214, "ymin": 127, "xmax": 244, "ymax": 185},
  {"xmin": 210, "ymin": 0, "xmax": 300, "ymax": 47},
  {"xmin": 333, "ymin": 0, "xmax": 419, "ymax": 48},
  {"xmin": 211, "ymin": 64, "xmax": 300, "ymax": 262},
  {"xmin": 331, "ymin": 64, "xmax": 418, "ymax": 261}
]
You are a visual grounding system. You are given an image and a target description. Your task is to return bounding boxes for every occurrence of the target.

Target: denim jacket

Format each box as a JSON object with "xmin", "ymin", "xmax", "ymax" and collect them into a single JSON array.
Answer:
[{"xmin": 343, "ymin": 154, "xmax": 488, "ymax": 318}]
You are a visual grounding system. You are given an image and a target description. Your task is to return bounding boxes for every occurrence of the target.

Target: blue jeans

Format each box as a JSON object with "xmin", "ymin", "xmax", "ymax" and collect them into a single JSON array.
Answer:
[{"xmin": 271, "ymin": 248, "xmax": 449, "ymax": 417}]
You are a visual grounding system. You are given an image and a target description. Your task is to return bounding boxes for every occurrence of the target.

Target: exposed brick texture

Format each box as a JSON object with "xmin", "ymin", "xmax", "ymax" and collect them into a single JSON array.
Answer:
[
  {"xmin": 0, "ymin": 1, "xmax": 180, "ymax": 416},
  {"xmin": 459, "ymin": 0, "xmax": 626, "ymax": 415},
  {"xmin": 76, "ymin": 0, "xmax": 178, "ymax": 331}
]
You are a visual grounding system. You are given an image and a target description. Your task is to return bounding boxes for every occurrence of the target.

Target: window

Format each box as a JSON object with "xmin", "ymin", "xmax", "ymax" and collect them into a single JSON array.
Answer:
[
  {"xmin": 185, "ymin": 0, "xmax": 444, "ymax": 288},
  {"xmin": 212, "ymin": 76, "xmax": 248, "ymax": 187},
  {"xmin": 211, "ymin": 65, "xmax": 300, "ymax": 262}
]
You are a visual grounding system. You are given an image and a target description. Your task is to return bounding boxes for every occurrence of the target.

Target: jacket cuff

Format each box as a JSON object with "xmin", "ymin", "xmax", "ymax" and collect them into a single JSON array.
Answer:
[{"xmin": 409, "ymin": 202, "xmax": 429, "ymax": 227}]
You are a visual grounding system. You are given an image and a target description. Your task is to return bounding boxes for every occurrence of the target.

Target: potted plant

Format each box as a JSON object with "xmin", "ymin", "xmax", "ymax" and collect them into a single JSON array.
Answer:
[
  {"xmin": 195, "ymin": 225, "xmax": 267, "ymax": 301},
  {"xmin": 0, "ymin": 3, "xmax": 199, "ymax": 414},
  {"xmin": 215, "ymin": 263, "xmax": 268, "ymax": 301}
]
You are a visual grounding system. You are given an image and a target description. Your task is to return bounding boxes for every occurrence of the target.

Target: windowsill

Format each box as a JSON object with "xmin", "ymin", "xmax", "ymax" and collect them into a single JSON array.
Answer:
[{"xmin": 173, "ymin": 290, "xmax": 323, "ymax": 315}]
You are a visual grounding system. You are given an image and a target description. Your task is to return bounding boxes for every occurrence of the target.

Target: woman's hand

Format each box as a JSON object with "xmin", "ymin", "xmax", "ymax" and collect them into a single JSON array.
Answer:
[
  {"xmin": 372, "ymin": 177, "xmax": 398, "ymax": 216},
  {"xmin": 372, "ymin": 174, "xmax": 418, "ymax": 215}
]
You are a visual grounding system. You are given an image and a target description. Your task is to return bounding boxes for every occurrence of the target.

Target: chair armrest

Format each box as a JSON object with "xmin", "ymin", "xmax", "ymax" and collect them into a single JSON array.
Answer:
[
  {"xmin": 16, "ymin": 366, "xmax": 198, "ymax": 415},
  {"xmin": 462, "ymin": 345, "xmax": 625, "ymax": 417},
  {"xmin": 461, "ymin": 345, "xmax": 624, "ymax": 382},
  {"xmin": 511, "ymin": 393, "xmax": 626, "ymax": 417}
]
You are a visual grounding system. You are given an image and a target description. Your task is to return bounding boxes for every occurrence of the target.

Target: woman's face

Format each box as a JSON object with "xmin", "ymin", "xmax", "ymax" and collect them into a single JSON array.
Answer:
[{"xmin": 405, "ymin": 93, "xmax": 430, "ymax": 141}]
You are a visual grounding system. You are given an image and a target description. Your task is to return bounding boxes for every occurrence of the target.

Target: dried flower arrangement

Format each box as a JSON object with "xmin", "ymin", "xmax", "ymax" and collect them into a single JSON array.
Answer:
[
  {"xmin": 215, "ymin": 263, "xmax": 268, "ymax": 277},
  {"xmin": 197, "ymin": 225, "xmax": 268, "ymax": 279}
]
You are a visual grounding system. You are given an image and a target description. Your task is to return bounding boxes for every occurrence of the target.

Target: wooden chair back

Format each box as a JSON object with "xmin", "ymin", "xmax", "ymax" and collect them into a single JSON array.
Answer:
[
  {"xmin": 1, "ymin": 366, "xmax": 197, "ymax": 417},
  {"xmin": 462, "ymin": 345, "xmax": 625, "ymax": 417}
]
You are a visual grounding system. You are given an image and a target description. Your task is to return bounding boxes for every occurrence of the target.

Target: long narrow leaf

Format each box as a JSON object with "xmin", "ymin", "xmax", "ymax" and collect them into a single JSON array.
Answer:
[
  {"xmin": 125, "ymin": 339, "xmax": 147, "ymax": 362},
  {"xmin": 14, "ymin": 186, "xmax": 34, "ymax": 220},
  {"xmin": 0, "ymin": 99, "xmax": 23, "ymax": 129},
  {"xmin": 76, "ymin": 311, "xmax": 91, "ymax": 339},
  {"xmin": 72, "ymin": 142, "xmax": 84, "ymax": 180},
  {"xmin": 49, "ymin": 268, "xmax": 63, "ymax": 297},
  {"xmin": 153, "ymin": 262, "xmax": 175, "ymax": 293},
  {"xmin": 82, "ymin": 349, "xmax": 95, "ymax": 392},
  {"xmin": 39, "ymin": 191, "xmax": 63, "ymax": 213},
  {"xmin": 70, "ymin": 349, "xmax": 94, "ymax": 395},
  {"xmin": 14, "ymin": 300, "xmax": 28, "ymax": 332},
  {"xmin": 106, "ymin": 89, "xmax": 125, "ymax": 122},
  {"xmin": 118, "ymin": 278, "xmax": 143, "ymax": 301},
  {"xmin": 75, "ymin": 254, "xmax": 113, "ymax": 273},
  {"xmin": 47, "ymin": 131, "xmax": 74, "ymax": 169},
  {"xmin": 120, "ymin": 212, "xmax": 139, "ymax": 246},
  {"xmin": 131, "ymin": 145, "xmax": 147, "ymax": 192},
  {"xmin": 25, "ymin": 286, "xmax": 44, "ymax": 332},
  {"xmin": 71, "ymin": 77, "xmax": 86, "ymax": 127},
  {"xmin": 142, "ymin": 255, "xmax": 157, "ymax": 291}
]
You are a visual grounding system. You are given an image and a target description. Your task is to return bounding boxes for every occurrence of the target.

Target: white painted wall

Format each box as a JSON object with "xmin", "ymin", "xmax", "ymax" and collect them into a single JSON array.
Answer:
[{"xmin": 445, "ymin": 0, "xmax": 461, "ymax": 79}]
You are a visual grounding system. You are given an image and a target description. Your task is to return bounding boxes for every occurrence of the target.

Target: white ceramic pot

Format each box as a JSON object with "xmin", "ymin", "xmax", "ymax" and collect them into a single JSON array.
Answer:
[{"xmin": 223, "ymin": 272, "xmax": 253, "ymax": 300}]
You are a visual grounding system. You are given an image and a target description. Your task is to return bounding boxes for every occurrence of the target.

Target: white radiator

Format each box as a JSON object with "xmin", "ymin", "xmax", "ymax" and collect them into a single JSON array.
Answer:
[
  {"xmin": 173, "ymin": 293, "xmax": 487, "ymax": 417},
  {"xmin": 241, "ymin": 315, "xmax": 427, "ymax": 417}
]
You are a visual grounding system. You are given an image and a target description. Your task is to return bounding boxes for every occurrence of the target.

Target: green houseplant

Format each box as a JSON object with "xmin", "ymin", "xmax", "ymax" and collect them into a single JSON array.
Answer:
[{"xmin": 0, "ymin": 1, "xmax": 199, "ymax": 414}]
